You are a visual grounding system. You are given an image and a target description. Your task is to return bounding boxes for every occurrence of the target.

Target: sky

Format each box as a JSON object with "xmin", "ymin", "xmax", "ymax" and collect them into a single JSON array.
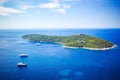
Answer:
[{"xmin": 0, "ymin": 0, "xmax": 120, "ymax": 29}]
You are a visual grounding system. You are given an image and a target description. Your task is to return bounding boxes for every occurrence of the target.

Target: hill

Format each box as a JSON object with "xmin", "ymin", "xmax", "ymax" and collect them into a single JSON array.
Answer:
[{"xmin": 22, "ymin": 34, "xmax": 116, "ymax": 50}]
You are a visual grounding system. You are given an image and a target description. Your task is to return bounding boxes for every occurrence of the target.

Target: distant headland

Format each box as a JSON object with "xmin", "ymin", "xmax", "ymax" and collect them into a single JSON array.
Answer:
[{"xmin": 22, "ymin": 34, "xmax": 116, "ymax": 50}]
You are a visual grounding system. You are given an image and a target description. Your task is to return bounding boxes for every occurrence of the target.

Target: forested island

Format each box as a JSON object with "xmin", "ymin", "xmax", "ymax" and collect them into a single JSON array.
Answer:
[{"xmin": 22, "ymin": 34, "xmax": 116, "ymax": 50}]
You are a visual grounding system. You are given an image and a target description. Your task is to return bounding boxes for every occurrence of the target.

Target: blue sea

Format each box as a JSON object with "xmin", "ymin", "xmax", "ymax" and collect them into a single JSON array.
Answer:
[{"xmin": 0, "ymin": 29, "xmax": 120, "ymax": 80}]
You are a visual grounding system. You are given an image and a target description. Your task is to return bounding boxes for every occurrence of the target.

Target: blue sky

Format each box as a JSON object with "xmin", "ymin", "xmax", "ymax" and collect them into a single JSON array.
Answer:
[{"xmin": 0, "ymin": 0, "xmax": 120, "ymax": 29}]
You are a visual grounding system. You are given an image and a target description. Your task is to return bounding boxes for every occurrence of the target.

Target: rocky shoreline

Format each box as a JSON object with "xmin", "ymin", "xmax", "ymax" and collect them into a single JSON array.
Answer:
[{"xmin": 63, "ymin": 45, "xmax": 116, "ymax": 50}]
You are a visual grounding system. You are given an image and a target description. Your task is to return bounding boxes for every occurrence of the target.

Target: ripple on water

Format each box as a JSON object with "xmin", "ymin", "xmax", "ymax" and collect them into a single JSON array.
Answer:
[
  {"xmin": 0, "ymin": 39, "xmax": 17, "ymax": 48},
  {"xmin": 59, "ymin": 69, "xmax": 72, "ymax": 76},
  {"xmin": 74, "ymin": 72, "xmax": 84, "ymax": 76},
  {"xmin": 0, "ymin": 40, "xmax": 8, "ymax": 48},
  {"xmin": 61, "ymin": 78, "xmax": 69, "ymax": 80}
]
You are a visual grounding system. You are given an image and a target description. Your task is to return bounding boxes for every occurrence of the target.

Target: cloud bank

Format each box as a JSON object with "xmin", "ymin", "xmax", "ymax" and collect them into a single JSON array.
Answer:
[
  {"xmin": 39, "ymin": 0, "xmax": 70, "ymax": 14},
  {"xmin": 0, "ymin": 6, "xmax": 24, "ymax": 16},
  {"xmin": 0, "ymin": 0, "xmax": 76, "ymax": 16}
]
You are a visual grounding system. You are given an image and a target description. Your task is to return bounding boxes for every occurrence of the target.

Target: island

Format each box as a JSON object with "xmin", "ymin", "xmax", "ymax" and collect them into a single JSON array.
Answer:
[{"xmin": 22, "ymin": 34, "xmax": 116, "ymax": 50}]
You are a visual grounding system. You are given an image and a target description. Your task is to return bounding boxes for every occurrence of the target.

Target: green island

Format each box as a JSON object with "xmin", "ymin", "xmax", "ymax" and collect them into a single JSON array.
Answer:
[{"xmin": 22, "ymin": 34, "xmax": 116, "ymax": 50}]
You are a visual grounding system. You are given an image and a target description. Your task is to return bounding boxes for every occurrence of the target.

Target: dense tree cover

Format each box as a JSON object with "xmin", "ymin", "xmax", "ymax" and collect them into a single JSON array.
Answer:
[{"xmin": 22, "ymin": 34, "xmax": 114, "ymax": 48}]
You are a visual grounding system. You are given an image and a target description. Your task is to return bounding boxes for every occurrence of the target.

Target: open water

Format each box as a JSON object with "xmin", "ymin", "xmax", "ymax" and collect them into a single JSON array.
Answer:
[{"xmin": 0, "ymin": 29, "xmax": 120, "ymax": 80}]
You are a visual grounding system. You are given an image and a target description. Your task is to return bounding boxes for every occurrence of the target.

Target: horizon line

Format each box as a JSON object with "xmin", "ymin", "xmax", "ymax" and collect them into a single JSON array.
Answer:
[{"xmin": 0, "ymin": 27, "xmax": 120, "ymax": 30}]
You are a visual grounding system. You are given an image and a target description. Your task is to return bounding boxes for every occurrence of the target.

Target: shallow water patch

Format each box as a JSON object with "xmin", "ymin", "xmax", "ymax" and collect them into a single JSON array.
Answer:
[{"xmin": 59, "ymin": 69, "xmax": 72, "ymax": 76}]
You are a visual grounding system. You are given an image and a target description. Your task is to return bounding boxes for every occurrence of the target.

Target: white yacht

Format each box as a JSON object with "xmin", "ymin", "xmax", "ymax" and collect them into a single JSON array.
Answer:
[
  {"xmin": 36, "ymin": 43, "xmax": 40, "ymax": 46},
  {"xmin": 17, "ymin": 62, "xmax": 27, "ymax": 67},
  {"xmin": 19, "ymin": 54, "xmax": 28, "ymax": 57}
]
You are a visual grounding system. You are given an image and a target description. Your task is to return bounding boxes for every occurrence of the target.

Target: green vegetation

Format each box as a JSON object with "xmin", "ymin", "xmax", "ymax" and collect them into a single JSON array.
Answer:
[{"xmin": 22, "ymin": 34, "xmax": 115, "ymax": 48}]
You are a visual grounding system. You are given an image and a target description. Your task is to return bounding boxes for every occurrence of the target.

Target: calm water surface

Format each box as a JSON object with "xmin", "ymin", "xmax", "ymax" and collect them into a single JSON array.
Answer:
[{"xmin": 0, "ymin": 29, "xmax": 120, "ymax": 80}]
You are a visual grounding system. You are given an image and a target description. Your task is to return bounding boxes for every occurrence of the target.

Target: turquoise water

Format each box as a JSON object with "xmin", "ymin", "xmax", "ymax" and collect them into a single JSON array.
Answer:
[{"xmin": 0, "ymin": 29, "xmax": 120, "ymax": 80}]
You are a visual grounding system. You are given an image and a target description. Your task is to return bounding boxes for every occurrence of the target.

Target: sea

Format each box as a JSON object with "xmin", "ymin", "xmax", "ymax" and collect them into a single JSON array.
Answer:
[{"xmin": 0, "ymin": 29, "xmax": 120, "ymax": 80}]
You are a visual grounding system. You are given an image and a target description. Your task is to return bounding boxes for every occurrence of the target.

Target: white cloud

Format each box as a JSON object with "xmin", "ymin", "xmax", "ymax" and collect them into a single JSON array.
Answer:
[
  {"xmin": 62, "ymin": 4, "xmax": 70, "ymax": 8},
  {"xmin": 39, "ymin": 0, "xmax": 71, "ymax": 14},
  {"xmin": 53, "ymin": 0, "xmax": 78, "ymax": 3},
  {"xmin": 0, "ymin": 0, "xmax": 76, "ymax": 16},
  {"xmin": 56, "ymin": 8, "xmax": 66, "ymax": 14},
  {"xmin": 39, "ymin": 2, "xmax": 60, "ymax": 9},
  {"xmin": 0, "ymin": 6, "xmax": 24, "ymax": 16},
  {"xmin": 56, "ymin": 4, "xmax": 70, "ymax": 14},
  {"xmin": 0, "ymin": 0, "xmax": 7, "ymax": 4},
  {"xmin": 20, "ymin": 5, "xmax": 36, "ymax": 10}
]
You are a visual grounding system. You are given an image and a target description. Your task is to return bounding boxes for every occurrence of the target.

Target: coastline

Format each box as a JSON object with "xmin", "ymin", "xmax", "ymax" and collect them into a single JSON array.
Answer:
[
  {"xmin": 63, "ymin": 45, "xmax": 116, "ymax": 50},
  {"xmin": 23, "ymin": 34, "xmax": 117, "ymax": 51},
  {"xmin": 24, "ymin": 39, "xmax": 116, "ymax": 50}
]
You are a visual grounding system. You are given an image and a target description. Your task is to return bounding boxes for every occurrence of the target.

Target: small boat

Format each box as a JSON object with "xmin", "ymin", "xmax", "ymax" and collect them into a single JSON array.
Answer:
[
  {"xmin": 17, "ymin": 62, "xmax": 27, "ymax": 67},
  {"xmin": 19, "ymin": 54, "xmax": 28, "ymax": 57},
  {"xmin": 36, "ymin": 43, "xmax": 40, "ymax": 46}
]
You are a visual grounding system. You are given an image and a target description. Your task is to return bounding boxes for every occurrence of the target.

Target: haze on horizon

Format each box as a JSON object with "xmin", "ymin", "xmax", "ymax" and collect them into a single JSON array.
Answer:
[{"xmin": 0, "ymin": 0, "xmax": 120, "ymax": 29}]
